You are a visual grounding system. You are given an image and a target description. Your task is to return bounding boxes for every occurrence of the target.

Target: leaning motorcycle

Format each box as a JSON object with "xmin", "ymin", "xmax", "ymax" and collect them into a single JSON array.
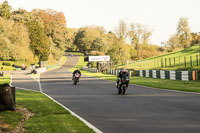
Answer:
[
  {"xmin": 116, "ymin": 76, "xmax": 129, "ymax": 95},
  {"xmin": 73, "ymin": 73, "xmax": 80, "ymax": 85}
]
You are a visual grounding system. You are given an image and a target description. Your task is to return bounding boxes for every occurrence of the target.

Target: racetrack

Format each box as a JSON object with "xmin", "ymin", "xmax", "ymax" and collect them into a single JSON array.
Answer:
[{"xmin": 13, "ymin": 56, "xmax": 200, "ymax": 133}]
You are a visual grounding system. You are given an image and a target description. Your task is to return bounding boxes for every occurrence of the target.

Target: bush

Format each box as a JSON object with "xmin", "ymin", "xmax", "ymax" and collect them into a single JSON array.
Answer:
[
  {"xmin": 2, "ymin": 62, "xmax": 13, "ymax": 66},
  {"xmin": 87, "ymin": 62, "xmax": 97, "ymax": 68}
]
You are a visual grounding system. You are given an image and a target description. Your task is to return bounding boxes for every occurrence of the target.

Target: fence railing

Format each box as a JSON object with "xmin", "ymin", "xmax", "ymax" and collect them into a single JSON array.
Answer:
[{"xmin": 129, "ymin": 54, "xmax": 200, "ymax": 70}]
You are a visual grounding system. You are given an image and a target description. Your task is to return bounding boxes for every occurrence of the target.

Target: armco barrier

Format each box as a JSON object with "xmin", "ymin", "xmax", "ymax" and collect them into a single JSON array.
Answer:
[
  {"xmin": 108, "ymin": 69, "xmax": 197, "ymax": 81},
  {"xmin": 139, "ymin": 70, "xmax": 196, "ymax": 81}
]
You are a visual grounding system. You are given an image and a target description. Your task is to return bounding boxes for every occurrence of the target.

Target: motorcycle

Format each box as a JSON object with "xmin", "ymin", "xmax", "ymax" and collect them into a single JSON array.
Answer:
[
  {"xmin": 116, "ymin": 76, "xmax": 129, "ymax": 95},
  {"xmin": 73, "ymin": 73, "xmax": 80, "ymax": 85}
]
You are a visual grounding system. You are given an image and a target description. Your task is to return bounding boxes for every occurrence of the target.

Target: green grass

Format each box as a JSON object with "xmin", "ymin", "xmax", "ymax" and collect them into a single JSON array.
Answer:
[
  {"xmin": 0, "ymin": 90, "xmax": 95, "ymax": 133},
  {"xmin": 17, "ymin": 90, "xmax": 94, "ymax": 133},
  {"xmin": 0, "ymin": 108, "xmax": 22, "ymax": 129},
  {"xmin": 0, "ymin": 65, "xmax": 15, "ymax": 71},
  {"xmin": 118, "ymin": 44, "xmax": 200, "ymax": 70},
  {"xmin": 0, "ymin": 74, "xmax": 10, "ymax": 84},
  {"xmin": 131, "ymin": 77, "xmax": 200, "ymax": 92}
]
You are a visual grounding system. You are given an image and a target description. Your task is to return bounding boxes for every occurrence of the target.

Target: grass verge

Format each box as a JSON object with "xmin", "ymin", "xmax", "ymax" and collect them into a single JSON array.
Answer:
[
  {"xmin": 0, "ymin": 90, "xmax": 95, "ymax": 133},
  {"xmin": 0, "ymin": 74, "xmax": 10, "ymax": 84},
  {"xmin": 16, "ymin": 90, "xmax": 95, "ymax": 133}
]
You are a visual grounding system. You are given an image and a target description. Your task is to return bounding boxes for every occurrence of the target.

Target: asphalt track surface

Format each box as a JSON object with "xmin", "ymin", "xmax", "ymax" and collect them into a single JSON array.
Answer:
[{"xmin": 12, "ymin": 56, "xmax": 200, "ymax": 133}]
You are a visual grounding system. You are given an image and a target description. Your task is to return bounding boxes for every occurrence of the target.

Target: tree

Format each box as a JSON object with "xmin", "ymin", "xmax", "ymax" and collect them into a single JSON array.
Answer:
[
  {"xmin": 166, "ymin": 34, "xmax": 180, "ymax": 52},
  {"xmin": 176, "ymin": 17, "xmax": 192, "ymax": 48},
  {"xmin": 115, "ymin": 20, "xmax": 128, "ymax": 41},
  {"xmin": 0, "ymin": 1, "xmax": 12, "ymax": 19},
  {"xmin": 65, "ymin": 28, "xmax": 77, "ymax": 51},
  {"xmin": 190, "ymin": 32, "xmax": 200, "ymax": 46},
  {"xmin": 128, "ymin": 23, "xmax": 152, "ymax": 60},
  {"xmin": 32, "ymin": 9, "xmax": 68, "ymax": 60},
  {"xmin": 91, "ymin": 37, "xmax": 105, "ymax": 51},
  {"xmin": 11, "ymin": 8, "xmax": 43, "ymax": 25},
  {"xmin": 11, "ymin": 9, "xmax": 51, "ymax": 61},
  {"xmin": 0, "ymin": 17, "xmax": 36, "ymax": 63},
  {"xmin": 74, "ymin": 26, "xmax": 106, "ymax": 54},
  {"xmin": 27, "ymin": 21, "xmax": 50, "ymax": 61}
]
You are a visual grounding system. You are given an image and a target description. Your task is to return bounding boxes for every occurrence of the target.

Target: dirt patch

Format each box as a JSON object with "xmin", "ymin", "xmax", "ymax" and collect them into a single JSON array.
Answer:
[
  {"xmin": 0, "ymin": 117, "xmax": 11, "ymax": 133},
  {"xmin": 0, "ymin": 105, "xmax": 34, "ymax": 133}
]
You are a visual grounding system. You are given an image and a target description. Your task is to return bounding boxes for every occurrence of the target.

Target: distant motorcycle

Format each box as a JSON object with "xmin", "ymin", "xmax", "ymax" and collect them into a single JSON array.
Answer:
[
  {"xmin": 73, "ymin": 73, "xmax": 80, "ymax": 85},
  {"xmin": 116, "ymin": 76, "xmax": 129, "ymax": 95}
]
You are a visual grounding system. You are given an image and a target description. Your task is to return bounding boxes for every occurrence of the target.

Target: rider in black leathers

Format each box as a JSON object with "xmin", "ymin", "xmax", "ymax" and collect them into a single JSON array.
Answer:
[
  {"xmin": 72, "ymin": 69, "xmax": 81, "ymax": 80},
  {"xmin": 116, "ymin": 68, "xmax": 129, "ymax": 88}
]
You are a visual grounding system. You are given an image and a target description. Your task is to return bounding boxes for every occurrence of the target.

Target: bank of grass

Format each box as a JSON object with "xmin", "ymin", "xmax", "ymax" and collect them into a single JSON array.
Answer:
[
  {"xmin": 0, "ymin": 90, "xmax": 95, "ymax": 133},
  {"xmin": 117, "ymin": 44, "xmax": 200, "ymax": 70},
  {"xmin": 16, "ymin": 90, "xmax": 94, "ymax": 133},
  {"xmin": 73, "ymin": 54, "xmax": 200, "ymax": 93}
]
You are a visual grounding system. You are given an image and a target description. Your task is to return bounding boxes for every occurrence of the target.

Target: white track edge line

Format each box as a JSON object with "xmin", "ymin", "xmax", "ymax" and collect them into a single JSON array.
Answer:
[
  {"xmin": 33, "ymin": 71, "xmax": 103, "ymax": 133},
  {"xmin": 10, "ymin": 74, "xmax": 12, "ymax": 86},
  {"xmin": 15, "ymin": 87, "xmax": 40, "ymax": 93},
  {"xmin": 41, "ymin": 91, "xmax": 103, "ymax": 133},
  {"xmin": 130, "ymin": 83, "xmax": 200, "ymax": 95}
]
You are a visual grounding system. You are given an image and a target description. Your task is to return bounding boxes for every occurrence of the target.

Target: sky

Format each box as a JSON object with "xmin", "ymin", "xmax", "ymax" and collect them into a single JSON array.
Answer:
[{"xmin": 4, "ymin": 0, "xmax": 200, "ymax": 45}]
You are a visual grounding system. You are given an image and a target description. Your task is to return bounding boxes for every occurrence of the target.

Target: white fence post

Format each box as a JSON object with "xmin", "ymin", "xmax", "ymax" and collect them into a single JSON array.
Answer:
[
  {"xmin": 146, "ymin": 70, "xmax": 149, "ymax": 77},
  {"xmin": 160, "ymin": 70, "xmax": 165, "ymax": 79},
  {"xmin": 170, "ymin": 71, "xmax": 176, "ymax": 80},
  {"xmin": 152, "ymin": 70, "xmax": 156, "ymax": 78},
  {"xmin": 182, "ymin": 71, "xmax": 189, "ymax": 81}
]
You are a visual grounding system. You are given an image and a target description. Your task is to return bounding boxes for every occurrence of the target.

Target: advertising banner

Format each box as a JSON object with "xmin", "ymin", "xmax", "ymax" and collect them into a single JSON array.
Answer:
[{"xmin": 89, "ymin": 56, "xmax": 110, "ymax": 62}]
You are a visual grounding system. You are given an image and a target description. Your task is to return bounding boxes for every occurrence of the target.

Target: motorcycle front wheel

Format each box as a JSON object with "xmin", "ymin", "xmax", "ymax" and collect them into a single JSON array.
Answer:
[
  {"xmin": 118, "ymin": 86, "xmax": 122, "ymax": 94},
  {"xmin": 73, "ymin": 79, "xmax": 77, "ymax": 85},
  {"xmin": 122, "ymin": 85, "xmax": 126, "ymax": 95}
]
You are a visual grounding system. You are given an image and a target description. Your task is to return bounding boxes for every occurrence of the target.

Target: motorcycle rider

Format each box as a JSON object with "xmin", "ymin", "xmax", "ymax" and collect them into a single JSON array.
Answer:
[
  {"xmin": 72, "ymin": 68, "xmax": 81, "ymax": 80},
  {"xmin": 116, "ymin": 68, "xmax": 129, "ymax": 88}
]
